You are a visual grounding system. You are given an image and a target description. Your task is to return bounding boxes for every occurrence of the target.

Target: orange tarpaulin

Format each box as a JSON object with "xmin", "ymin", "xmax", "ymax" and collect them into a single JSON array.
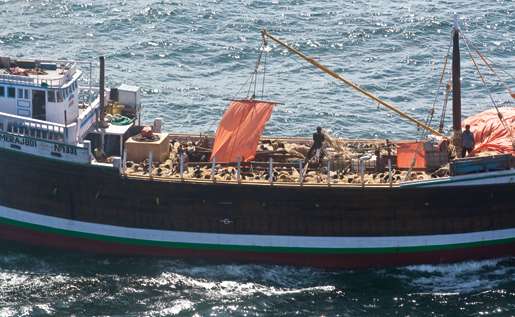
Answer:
[
  {"xmin": 463, "ymin": 107, "xmax": 515, "ymax": 155},
  {"xmin": 396, "ymin": 141, "xmax": 426, "ymax": 169},
  {"xmin": 210, "ymin": 100, "xmax": 275, "ymax": 163}
]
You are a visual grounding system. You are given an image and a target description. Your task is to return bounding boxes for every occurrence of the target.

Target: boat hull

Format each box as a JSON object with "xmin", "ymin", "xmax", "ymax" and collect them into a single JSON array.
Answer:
[
  {"xmin": 0, "ymin": 205, "xmax": 513, "ymax": 269},
  {"xmin": 0, "ymin": 147, "xmax": 514, "ymax": 268}
]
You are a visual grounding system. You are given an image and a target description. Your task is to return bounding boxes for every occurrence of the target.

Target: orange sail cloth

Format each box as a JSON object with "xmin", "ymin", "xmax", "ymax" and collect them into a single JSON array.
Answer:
[
  {"xmin": 210, "ymin": 100, "xmax": 275, "ymax": 163},
  {"xmin": 463, "ymin": 107, "xmax": 515, "ymax": 155}
]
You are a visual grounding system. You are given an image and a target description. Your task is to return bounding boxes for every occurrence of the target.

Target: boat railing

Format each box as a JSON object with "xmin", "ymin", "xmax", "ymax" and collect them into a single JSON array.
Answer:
[
  {"xmin": 0, "ymin": 112, "xmax": 68, "ymax": 143},
  {"xmin": 0, "ymin": 64, "xmax": 78, "ymax": 88},
  {"xmin": 122, "ymin": 151, "xmax": 396, "ymax": 188}
]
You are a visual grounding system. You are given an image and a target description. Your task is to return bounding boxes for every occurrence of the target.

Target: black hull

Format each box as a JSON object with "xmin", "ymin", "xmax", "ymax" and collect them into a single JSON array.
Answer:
[{"xmin": 0, "ymin": 148, "xmax": 513, "ymax": 237}]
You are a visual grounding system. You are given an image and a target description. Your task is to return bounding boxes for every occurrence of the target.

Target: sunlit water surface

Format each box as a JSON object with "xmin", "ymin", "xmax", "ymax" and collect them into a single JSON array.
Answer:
[{"xmin": 0, "ymin": 0, "xmax": 514, "ymax": 315}]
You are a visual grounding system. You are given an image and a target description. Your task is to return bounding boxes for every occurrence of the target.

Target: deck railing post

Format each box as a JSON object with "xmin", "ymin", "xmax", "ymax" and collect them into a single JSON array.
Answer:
[
  {"xmin": 148, "ymin": 151, "xmax": 153, "ymax": 178},
  {"xmin": 299, "ymin": 161, "xmax": 303, "ymax": 186},
  {"xmin": 327, "ymin": 160, "xmax": 331, "ymax": 187},
  {"xmin": 237, "ymin": 157, "xmax": 241, "ymax": 184},
  {"xmin": 122, "ymin": 147, "xmax": 127, "ymax": 176},
  {"xmin": 211, "ymin": 157, "xmax": 216, "ymax": 182},
  {"xmin": 269, "ymin": 157, "xmax": 273, "ymax": 185},
  {"xmin": 179, "ymin": 153, "xmax": 184, "ymax": 181},
  {"xmin": 360, "ymin": 158, "xmax": 365, "ymax": 188},
  {"xmin": 388, "ymin": 158, "xmax": 393, "ymax": 188}
]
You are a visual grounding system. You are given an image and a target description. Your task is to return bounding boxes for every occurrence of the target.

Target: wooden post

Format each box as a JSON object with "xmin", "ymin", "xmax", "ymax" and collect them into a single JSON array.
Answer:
[
  {"xmin": 360, "ymin": 159, "xmax": 365, "ymax": 188},
  {"xmin": 452, "ymin": 16, "xmax": 462, "ymax": 136},
  {"xmin": 237, "ymin": 157, "xmax": 241, "ymax": 184},
  {"xmin": 269, "ymin": 157, "xmax": 273, "ymax": 185},
  {"xmin": 148, "ymin": 151, "xmax": 153, "ymax": 178},
  {"xmin": 327, "ymin": 160, "xmax": 331, "ymax": 186},
  {"xmin": 179, "ymin": 153, "xmax": 184, "ymax": 181},
  {"xmin": 299, "ymin": 161, "xmax": 303, "ymax": 186},
  {"xmin": 211, "ymin": 157, "xmax": 216, "ymax": 182},
  {"xmin": 388, "ymin": 158, "xmax": 393, "ymax": 188}
]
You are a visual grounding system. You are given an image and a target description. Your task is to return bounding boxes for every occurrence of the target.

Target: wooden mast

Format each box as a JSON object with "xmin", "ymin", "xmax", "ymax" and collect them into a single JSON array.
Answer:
[
  {"xmin": 451, "ymin": 16, "xmax": 463, "ymax": 155},
  {"xmin": 261, "ymin": 30, "xmax": 445, "ymax": 138}
]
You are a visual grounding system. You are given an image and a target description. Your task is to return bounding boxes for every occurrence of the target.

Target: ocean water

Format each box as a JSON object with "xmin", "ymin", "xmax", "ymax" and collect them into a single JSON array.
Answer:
[{"xmin": 0, "ymin": 0, "xmax": 514, "ymax": 315}]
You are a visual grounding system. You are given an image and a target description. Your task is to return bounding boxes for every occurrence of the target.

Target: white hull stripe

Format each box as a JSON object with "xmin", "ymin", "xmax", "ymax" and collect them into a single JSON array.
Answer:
[{"xmin": 0, "ymin": 204, "xmax": 514, "ymax": 249}]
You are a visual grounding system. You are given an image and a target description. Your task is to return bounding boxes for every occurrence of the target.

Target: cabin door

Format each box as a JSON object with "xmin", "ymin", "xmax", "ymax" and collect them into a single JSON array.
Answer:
[{"xmin": 32, "ymin": 90, "xmax": 46, "ymax": 120}]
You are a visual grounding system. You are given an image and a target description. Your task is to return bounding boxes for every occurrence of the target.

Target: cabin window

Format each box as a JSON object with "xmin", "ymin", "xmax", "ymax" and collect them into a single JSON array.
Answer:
[
  {"xmin": 0, "ymin": 86, "xmax": 4, "ymax": 97},
  {"xmin": 7, "ymin": 87, "xmax": 15, "ymax": 98},
  {"xmin": 17, "ymin": 89, "xmax": 23, "ymax": 98},
  {"xmin": 24, "ymin": 89, "xmax": 29, "ymax": 99},
  {"xmin": 56, "ymin": 90, "xmax": 63, "ymax": 102},
  {"xmin": 48, "ymin": 90, "xmax": 56, "ymax": 102}
]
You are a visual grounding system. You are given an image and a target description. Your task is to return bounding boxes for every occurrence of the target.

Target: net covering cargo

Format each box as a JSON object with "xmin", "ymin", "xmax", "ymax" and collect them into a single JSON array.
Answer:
[
  {"xmin": 211, "ymin": 100, "xmax": 274, "ymax": 163},
  {"xmin": 463, "ymin": 107, "xmax": 515, "ymax": 155}
]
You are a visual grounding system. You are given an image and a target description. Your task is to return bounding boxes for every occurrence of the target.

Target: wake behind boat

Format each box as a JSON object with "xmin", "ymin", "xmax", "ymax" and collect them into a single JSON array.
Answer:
[{"xmin": 0, "ymin": 18, "xmax": 513, "ymax": 268}]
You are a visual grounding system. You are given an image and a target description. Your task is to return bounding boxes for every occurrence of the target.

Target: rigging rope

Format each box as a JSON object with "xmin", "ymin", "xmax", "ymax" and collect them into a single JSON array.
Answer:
[
  {"xmin": 438, "ymin": 80, "xmax": 452, "ymax": 133},
  {"xmin": 461, "ymin": 33, "xmax": 514, "ymax": 99},
  {"xmin": 261, "ymin": 46, "xmax": 268, "ymax": 99},
  {"xmin": 426, "ymin": 37, "xmax": 453, "ymax": 128},
  {"xmin": 460, "ymin": 30, "xmax": 514, "ymax": 147}
]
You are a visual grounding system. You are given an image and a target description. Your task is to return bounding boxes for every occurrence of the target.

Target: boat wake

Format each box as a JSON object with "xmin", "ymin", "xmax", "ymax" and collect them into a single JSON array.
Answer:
[
  {"xmin": 392, "ymin": 257, "xmax": 515, "ymax": 294},
  {"xmin": 0, "ymin": 243, "xmax": 513, "ymax": 315}
]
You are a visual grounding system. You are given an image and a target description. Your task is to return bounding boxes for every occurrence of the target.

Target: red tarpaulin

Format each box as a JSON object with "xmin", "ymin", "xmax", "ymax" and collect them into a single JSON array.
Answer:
[
  {"xmin": 463, "ymin": 107, "xmax": 515, "ymax": 155},
  {"xmin": 210, "ymin": 100, "xmax": 275, "ymax": 163}
]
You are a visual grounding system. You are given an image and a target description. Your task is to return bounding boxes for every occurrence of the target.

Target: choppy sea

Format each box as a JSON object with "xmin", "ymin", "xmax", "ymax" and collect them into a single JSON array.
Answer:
[{"xmin": 0, "ymin": 0, "xmax": 514, "ymax": 315}]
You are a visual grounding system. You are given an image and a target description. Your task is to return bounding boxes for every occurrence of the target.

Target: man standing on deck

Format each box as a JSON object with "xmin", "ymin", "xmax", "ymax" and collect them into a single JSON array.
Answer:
[
  {"xmin": 306, "ymin": 127, "xmax": 325, "ymax": 163},
  {"xmin": 462, "ymin": 124, "xmax": 475, "ymax": 157}
]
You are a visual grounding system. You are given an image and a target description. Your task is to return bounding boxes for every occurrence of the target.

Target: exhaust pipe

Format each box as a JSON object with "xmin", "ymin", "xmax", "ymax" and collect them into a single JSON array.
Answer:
[{"xmin": 99, "ymin": 56, "xmax": 105, "ymax": 125}]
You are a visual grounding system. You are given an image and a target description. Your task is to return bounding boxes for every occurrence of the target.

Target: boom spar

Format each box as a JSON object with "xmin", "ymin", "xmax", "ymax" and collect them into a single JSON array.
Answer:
[{"xmin": 260, "ymin": 29, "xmax": 445, "ymax": 138}]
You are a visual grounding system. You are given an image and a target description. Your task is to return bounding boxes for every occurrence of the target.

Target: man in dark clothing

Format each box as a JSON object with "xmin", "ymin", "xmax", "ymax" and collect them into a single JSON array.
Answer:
[
  {"xmin": 462, "ymin": 124, "xmax": 475, "ymax": 157},
  {"xmin": 306, "ymin": 127, "xmax": 325, "ymax": 163}
]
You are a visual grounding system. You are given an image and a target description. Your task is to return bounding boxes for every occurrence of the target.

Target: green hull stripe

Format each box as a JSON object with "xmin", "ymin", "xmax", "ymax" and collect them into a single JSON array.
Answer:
[{"xmin": 1, "ymin": 216, "xmax": 513, "ymax": 255}]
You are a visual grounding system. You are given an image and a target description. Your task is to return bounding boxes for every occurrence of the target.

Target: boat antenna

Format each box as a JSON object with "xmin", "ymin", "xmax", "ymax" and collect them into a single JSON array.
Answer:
[
  {"xmin": 260, "ymin": 29, "xmax": 445, "ymax": 137},
  {"xmin": 451, "ymin": 14, "xmax": 463, "ymax": 155}
]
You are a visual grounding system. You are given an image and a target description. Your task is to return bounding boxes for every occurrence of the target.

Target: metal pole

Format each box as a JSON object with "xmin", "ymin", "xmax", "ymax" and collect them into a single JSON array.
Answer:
[
  {"xmin": 64, "ymin": 110, "xmax": 68, "ymax": 144},
  {"xmin": 122, "ymin": 148, "xmax": 127, "ymax": 176},
  {"xmin": 89, "ymin": 61, "xmax": 92, "ymax": 106},
  {"xmin": 99, "ymin": 56, "xmax": 105, "ymax": 126}
]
